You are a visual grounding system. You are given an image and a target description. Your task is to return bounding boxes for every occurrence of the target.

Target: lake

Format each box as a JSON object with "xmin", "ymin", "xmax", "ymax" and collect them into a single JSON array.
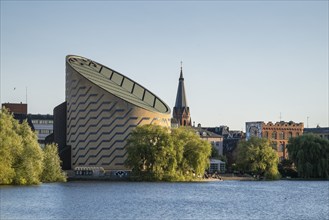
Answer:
[{"xmin": 1, "ymin": 180, "xmax": 328, "ymax": 219}]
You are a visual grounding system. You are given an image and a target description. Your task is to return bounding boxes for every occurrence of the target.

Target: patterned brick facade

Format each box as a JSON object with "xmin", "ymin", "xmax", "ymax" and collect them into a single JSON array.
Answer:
[{"xmin": 246, "ymin": 121, "xmax": 304, "ymax": 161}]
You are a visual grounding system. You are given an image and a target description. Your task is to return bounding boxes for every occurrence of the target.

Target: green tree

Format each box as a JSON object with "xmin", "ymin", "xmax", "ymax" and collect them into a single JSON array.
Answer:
[
  {"xmin": 287, "ymin": 134, "xmax": 329, "ymax": 179},
  {"xmin": 278, "ymin": 159, "xmax": 298, "ymax": 178},
  {"xmin": 125, "ymin": 125, "xmax": 176, "ymax": 180},
  {"xmin": 41, "ymin": 143, "xmax": 67, "ymax": 182},
  {"xmin": 236, "ymin": 137, "xmax": 280, "ymax": 180},
  {"xmin": 0, "ymin": 108, "xmax": 23, "ymax": 184},
  {"xmin": 125, "ymin": 125, "xmax": 212, "ymax": 181},
  {"xmin": 211, "ymin": 145, "xmax": 227, "ymax": 163},
  {"xmin": 13, "ymin": 120, "xmax": 44, "ymax": 185},
  {"xmin": 165, "ymin": 127, "xmax": 211, "ymax": 179},
  {"xmin": 1, "ymin": 108, "xmax": 66, "ymax": 185}
]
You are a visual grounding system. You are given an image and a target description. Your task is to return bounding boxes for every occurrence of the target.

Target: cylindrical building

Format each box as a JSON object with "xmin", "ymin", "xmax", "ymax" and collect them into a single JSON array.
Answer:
[{"xmin": 66, "ymin": 55, "xmax": 171, "ymax": 170}]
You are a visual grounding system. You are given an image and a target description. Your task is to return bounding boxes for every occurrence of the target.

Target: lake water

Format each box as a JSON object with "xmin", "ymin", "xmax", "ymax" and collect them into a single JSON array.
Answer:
[{"xmin": 1, "ymin": 180, "xmax": 328, "ymax": 219}]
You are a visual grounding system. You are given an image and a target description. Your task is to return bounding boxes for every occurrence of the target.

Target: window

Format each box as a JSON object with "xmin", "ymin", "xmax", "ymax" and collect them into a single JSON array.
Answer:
[
  {"xmin": 263, "ymin": 131, "xmax": 268, "ymax": 138},
  {"xmin": 288, "ymin": 132, "xmax": 293, "ymax": 139},
  {"xmin": 296, "ymin": 132, "xmax": 300, "ymax": 137},
  {"xmin": 209, "ymin": 163, "xmax": 219, "ymax": 173},
  {"xmin": 279, "ymin": 132, "xmax": 284, "ymax": 140},
  {"xmin": 272, "ymin": 132, "xmax": 277, "ymax": 139},
  {"xmin": 272, "ymin": 142, "xmax": 277, "ymax": 150},
  {"xmin": 279, "ymin": 143, "xmax": 284, "ymax": 152},
  {"xmin": 38, "ymin": 129, "xmax": 52, "ymax": 134}
]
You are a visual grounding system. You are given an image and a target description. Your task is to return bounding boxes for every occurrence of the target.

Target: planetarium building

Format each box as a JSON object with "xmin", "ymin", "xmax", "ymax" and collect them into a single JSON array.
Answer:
[{"xmin": 61, "ymin": 55, "xmax": 171, "ymax": 171}]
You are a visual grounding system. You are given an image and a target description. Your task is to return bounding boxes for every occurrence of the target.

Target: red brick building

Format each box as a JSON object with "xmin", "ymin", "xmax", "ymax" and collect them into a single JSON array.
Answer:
[
  {"xmin": 2, "ymin": 102, "xmax": 27, "ymax": 114},
  {"xmin": 246, "ymin": 121, "xmax": 304, "ymax": 161}
]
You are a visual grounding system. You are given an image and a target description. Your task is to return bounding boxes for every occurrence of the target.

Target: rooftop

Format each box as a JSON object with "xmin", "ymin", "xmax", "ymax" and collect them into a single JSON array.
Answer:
[{"xmin": 67, "ymin": 55, "xmax": 171, "ymax": 114}]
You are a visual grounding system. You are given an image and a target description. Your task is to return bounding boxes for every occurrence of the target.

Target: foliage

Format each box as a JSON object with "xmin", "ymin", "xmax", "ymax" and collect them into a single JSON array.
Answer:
[
  {"xmin": 211, "ymin": 145, "xmax": 220, "ymax": 158},
  {"xmin": 236, "ymin": 137, "xmax": 280, "ymax": 180},
  {"xmin": 287, "ymin": 134, "xmax": 329, "ymax": 179},
  {"xmin": 211, "ymin": 146, "xmax": 227, "ymax": 163},
  {"xmin": 41, "ymin": 143, "xmax": 67, "ymax": 182},
  {"xmin": 0, "ymin": 108, "xmax": 23, "ymax": 184},
  {"xmin": 125, "ymin": 125, "xmax": 211, "ymax": 181},
  {"xmin": 171, "ymin": 127, "xmax": 211, "ymax": 179},
  {"xmin": 278, "ymin": 159, "xmax": 298, "ymax": 178},
  {"xmin": 0, "ymin": 108, "xmax": 66, "ymax": 185},
  {"xmin": 125, "ymin": 125, "xmax": 176, "ymax": 181},
  {"xmin": 13, "ymin": 121, "xmax": 44, "ymax": 185}
]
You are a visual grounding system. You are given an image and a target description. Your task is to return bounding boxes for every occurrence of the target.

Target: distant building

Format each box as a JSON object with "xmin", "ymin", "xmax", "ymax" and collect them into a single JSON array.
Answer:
[
  {"xmin": 2, "ymin": 102, "xmax": 27, "ymax": 114},
  {"xmin": 246, "ymin": 121, "xmax": 304, "ymax": 161},
  {"xmin": 30, "ymin": 114, "xmax": 54, "ymax": 148},
  {"xmin": 194, "ymin": 126, "xmax": 224, "ymax": 156},
  {"xmin": 304, "ymin": 126, "xmax": 329, "ymax": 140},
  {"xmin": 173, "ymin": 64, "xmax": 191, "ymax": 126},
  {"xmin": 205, "ymin": 126, "xmax": 244, "ymax": 167},
  {"xmin": 2, "ymin": 102, "xmax": 53, "ymax": 148}
]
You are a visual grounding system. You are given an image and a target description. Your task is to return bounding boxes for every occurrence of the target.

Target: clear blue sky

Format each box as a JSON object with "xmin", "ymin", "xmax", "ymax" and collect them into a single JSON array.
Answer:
[{"xmin": 1, "ymin": 1, "xmax": 328, "ymax": 130}]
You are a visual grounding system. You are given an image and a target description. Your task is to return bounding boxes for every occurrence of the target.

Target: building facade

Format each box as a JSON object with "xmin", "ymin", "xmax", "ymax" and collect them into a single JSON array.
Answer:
[
  {"xmin": 304, "ymin": 126, "xmax": 329, "ymax": 140},
  {"xmin": 246, "ymin": 121, "xmax": 304, "ymax": 161},
  {"xmin": 63, "ymin": 55, "xmax": 171, "ymax": 171},
  {"xmin": 206, "ymin": 126, "xmax": 244, "ymax": 168},
  {"xmin": 173, "ymin": 65, "xmax": 191, "ymax": 126},
  {"xmin": 194, "ymin": 126, "xmax": 224, "ymax": 156},
  {"xmin": 30, "ymin": 114, "xmax": 54, "ymax": 148}
]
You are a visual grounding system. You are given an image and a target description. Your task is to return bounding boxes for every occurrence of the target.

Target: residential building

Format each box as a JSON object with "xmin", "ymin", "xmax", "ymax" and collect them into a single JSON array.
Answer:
[
  {"xmin": 194, "ymin": 126, "xmax": 224, "ymax": 156},
  {"xmin": 206, "ymin": 126, "xmax": 244, "ymax": 168}
]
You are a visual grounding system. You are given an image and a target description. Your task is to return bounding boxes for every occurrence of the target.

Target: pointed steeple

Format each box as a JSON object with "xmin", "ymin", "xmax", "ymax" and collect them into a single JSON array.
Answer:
[
  {"xmin": 175, "ymin": 64, "xmax": 188, "ymax": 108},
  {"xmin": 173, "ymin": 62, "xmax": 191, "ymax": 126}
]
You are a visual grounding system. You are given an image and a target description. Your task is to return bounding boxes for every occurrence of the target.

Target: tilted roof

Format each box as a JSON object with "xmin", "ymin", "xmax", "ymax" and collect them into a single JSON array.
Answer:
[{"xmin": 66, "ymin": 55, "xmax": 171, "ymax": 114}]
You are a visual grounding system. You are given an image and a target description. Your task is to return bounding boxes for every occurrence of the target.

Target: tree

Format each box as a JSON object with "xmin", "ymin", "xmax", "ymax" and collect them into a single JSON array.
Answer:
[
  {"xmin": 278, "ymin": 159, "xmax": 298, "ymax": 178},
  {"xmin": 287, "ymin": 134, "xmax": 329, "ymax": 179},
  {"xmin": 0, "ymin": 108, "xmax": 23, "ymax": 184},
  {"xmin": 13, "ymin": 120, "xmax": 44, "ymax": 185},
  {"xmin": 125, "ymin": 124, "xmax": 176, "ymax": 180},
  {"xmin": 0, "ymin": 108, "xmax": 66, "ymax": 185},
  {"xmin": 125, "ymin": 125, "xmax": 212, "ymax": 181},
  {"xmin": 41, "ymin": 143, "xmax": 67, "ymax": 182},
  {"xmin": 211, "ymin": 145, "xmax": 227, "ymax": 163},
  {"xmin": 236, "ymin": 137, "xmax": 280, "ymax": 180},
  {"xmin": 171, "ymin": 127, "xmax": 211, "ymax": 179}
]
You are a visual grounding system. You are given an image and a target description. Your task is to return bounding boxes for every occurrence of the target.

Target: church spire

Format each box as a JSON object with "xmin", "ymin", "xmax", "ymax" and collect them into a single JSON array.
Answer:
[
  {"xmin": 173, "ymin": 62, "xmax": 191, "ymax": 126},
  {"xmin": 180, "ymin": 61, "xmax": 183, "ymax": 79},
  {"xmin": 175, "ymin": 62, "xmax": 187, "ymax": 108}
]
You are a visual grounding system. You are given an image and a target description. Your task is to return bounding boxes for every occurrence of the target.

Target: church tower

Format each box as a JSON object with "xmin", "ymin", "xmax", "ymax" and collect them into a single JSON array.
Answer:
[{"xmin": 173, "ymin": 63, "xmax": 191, "ymax": 126}]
